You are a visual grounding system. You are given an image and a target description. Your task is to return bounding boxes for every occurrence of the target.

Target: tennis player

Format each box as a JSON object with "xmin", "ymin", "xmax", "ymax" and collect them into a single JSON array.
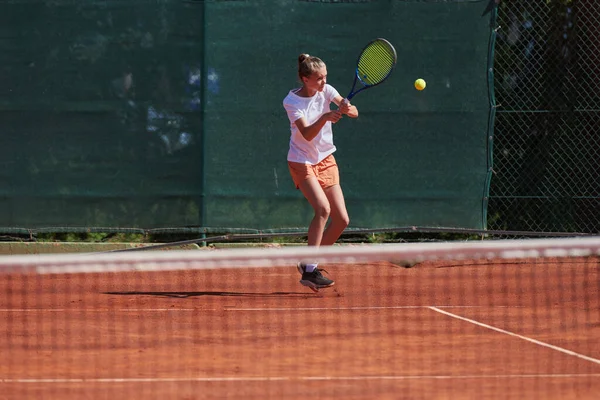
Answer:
[{"xmin": 282, "ymin": 54, "xmax": 358, "ymax": 291}]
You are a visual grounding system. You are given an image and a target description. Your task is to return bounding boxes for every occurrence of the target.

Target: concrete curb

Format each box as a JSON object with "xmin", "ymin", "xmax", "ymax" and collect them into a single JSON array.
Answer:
[{"xmin": 0, "ymin": 242, "xmax": 201, "ymax": 255}]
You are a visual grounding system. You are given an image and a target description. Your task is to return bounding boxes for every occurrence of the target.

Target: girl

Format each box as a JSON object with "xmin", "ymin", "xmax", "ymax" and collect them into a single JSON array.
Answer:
[{"xmin": 282, "ymin": 54, "xmax": 359, "ymax": 292}]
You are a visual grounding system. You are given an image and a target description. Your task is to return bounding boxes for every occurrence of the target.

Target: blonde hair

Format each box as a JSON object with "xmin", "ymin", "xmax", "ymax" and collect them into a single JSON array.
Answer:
[{"xmin": 298, "ymin": 53, "xmax": 325, "ymax": 81}]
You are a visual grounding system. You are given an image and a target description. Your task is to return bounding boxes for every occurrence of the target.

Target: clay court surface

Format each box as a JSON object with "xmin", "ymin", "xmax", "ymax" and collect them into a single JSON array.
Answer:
[{"xmin": 1, "ymin": 258, "xmax": 599, "ymax": 399}]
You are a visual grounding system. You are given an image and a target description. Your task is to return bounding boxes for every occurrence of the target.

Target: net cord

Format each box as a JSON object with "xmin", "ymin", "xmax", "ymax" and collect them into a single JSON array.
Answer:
[{"xmin": 1, "ymin": 236, "xmax": 599, "ymax": 275}]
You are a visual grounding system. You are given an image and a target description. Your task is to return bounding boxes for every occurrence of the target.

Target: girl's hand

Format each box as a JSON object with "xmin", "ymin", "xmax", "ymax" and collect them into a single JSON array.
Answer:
[
  {"xmin": 339, "ymin": 99, "xmax": 351, "ymax": 114},
  {"xmin": 325, "ymin": 110, "xmax": 343, "ymax": 123}
]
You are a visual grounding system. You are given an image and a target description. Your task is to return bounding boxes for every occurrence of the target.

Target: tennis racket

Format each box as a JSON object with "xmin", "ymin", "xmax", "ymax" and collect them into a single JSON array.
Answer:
[{"xmin": 345, "ymin": 38, "xmax": 397, "ymax": 101}]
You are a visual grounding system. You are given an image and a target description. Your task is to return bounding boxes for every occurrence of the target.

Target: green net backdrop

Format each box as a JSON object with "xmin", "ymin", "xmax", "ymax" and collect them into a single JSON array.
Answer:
[{"xmin": 0, "ymin": 0, "xmax": 494, "ymax": 232}]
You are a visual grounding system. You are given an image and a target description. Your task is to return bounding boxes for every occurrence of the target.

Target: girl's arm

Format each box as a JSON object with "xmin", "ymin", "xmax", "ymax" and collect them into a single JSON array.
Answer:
[{"xmin": 294, "ymin": 110, "xmax": 343, "ymax": 142}]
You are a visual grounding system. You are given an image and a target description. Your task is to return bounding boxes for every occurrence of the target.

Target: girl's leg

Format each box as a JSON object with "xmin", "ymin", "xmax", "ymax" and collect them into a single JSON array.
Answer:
[
  {"xmin": 296, "ymin": 178, "xmax": 337, "ymax": 292},
  {"xmin": 298, "ymin": 177, "xmax": 331, "ymax": 246},
  {"xmin": 320, "ymin": 184, "xmax": 350, "ymax": 246}
]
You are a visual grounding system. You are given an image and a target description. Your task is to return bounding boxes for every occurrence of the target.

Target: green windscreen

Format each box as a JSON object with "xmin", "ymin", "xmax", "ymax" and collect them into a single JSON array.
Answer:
[{"xmin": 0, "ymin": 0, "xmax": 493, "ymax": 232}]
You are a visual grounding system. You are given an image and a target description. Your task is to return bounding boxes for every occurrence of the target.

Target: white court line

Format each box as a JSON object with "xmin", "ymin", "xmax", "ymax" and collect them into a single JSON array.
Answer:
[
  {"xmin": 0, "ymin": 306, "xmax": 513, "ymax": 313},
  {"xmin": 230, "ymin": 306, "xmax": 424, "ymax": 311},
  {"xmin": 429, "ymin": 307, "xmax": 600, "ymax": 366},
  {"xmin": 0, "ymin": 308, "xmax": 199, "ymax": 312},
  {"xmin": 226, "ymin": 306, "xmax": 516, "ymax": 312},
  {"xmin": 2, "ymin": 374, "xmax": 600, "ymax": 383}
]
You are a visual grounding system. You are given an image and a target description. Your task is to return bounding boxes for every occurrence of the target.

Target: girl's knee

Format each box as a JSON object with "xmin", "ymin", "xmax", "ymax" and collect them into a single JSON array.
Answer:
[
  {"xmin": 332, "ymin": 213, "xmax": 349, "ymax": 228},
  {"xmin": 339, "ymin": 214, "xmax": 350, "ymax": 228},
  {"xmin": 314, "ymin": 204, "xmax": 331, "ymax": 220}
]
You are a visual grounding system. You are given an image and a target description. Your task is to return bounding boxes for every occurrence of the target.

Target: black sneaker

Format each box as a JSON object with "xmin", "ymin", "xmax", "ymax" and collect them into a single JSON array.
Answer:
[{"xmin": 300, "ymin": 268, "xmax": 334, "ymax": 292}]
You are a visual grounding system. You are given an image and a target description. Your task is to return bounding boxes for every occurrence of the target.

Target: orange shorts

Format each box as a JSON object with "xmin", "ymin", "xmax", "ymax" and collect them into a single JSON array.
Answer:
[{"xmin": 288, "ymin": 154, "xmax": 340, "ymax": 190}]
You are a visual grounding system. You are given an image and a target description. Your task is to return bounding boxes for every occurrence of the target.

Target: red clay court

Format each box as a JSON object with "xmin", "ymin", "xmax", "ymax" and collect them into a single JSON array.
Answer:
[{"xmin": 1, "ymin": 250, "xmax": 599, "ymax": 399}]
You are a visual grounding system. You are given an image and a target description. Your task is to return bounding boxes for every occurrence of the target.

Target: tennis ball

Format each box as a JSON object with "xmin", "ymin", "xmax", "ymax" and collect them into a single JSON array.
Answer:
[{"xmin": 415, "ymin": 78, "xmax": 426, "ymax": 91}]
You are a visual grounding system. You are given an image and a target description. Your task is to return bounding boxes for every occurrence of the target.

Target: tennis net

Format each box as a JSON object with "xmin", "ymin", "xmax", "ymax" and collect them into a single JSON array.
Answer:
[{"xmin": 1, "ymin": 237, "xmax": 599, "ymax": 399}]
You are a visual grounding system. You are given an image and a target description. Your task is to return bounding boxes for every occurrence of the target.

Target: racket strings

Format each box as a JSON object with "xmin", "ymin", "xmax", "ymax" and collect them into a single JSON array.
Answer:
[{"xmin": 357, "ymin": 41, "xmax": 396, "ymax": 86}]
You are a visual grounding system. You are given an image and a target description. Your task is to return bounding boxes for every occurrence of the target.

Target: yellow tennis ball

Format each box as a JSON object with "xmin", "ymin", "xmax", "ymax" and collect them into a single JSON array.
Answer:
[{"xmin": 415, "ymin": 78, "xmax": 426, "ymax": 91}]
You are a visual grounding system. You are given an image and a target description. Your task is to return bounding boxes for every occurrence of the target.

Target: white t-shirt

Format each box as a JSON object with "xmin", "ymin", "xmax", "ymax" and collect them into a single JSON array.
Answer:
[{"xmin": 283, "ymin": 84, "xmax": 340, "ymax": 165}]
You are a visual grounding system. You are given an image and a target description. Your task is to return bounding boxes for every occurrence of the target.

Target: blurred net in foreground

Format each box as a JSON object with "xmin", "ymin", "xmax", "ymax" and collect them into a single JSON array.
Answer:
[{"xmin": 1, "ymin": 238, "xmax": 599, "ymax": 400}]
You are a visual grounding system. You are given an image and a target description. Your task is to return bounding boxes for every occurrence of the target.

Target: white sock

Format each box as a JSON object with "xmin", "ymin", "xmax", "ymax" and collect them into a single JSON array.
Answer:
[{"xmin": 304, "ymin": 263, "xmax": 318, "ymax": 273}]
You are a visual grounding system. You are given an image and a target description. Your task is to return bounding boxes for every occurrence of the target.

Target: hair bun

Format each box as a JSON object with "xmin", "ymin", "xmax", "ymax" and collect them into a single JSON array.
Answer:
[{"xmin": 298, "ymin": 53, "xmax": 310, "ymax": 64}]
